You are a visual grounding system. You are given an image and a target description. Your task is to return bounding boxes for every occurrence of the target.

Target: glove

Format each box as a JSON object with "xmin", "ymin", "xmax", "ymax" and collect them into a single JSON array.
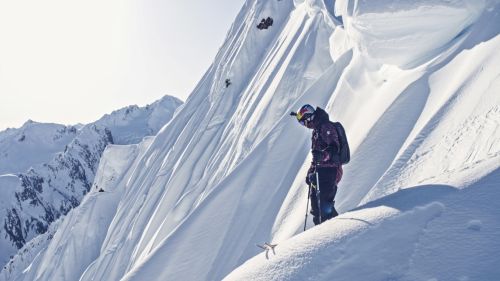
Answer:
[
  {"xmin": 306, "ymin": 172, "xmax": 317, "ymax": 186},
  {"xmin": 311, "ymin": 150, "xmax": 323, "ymax": 163}
]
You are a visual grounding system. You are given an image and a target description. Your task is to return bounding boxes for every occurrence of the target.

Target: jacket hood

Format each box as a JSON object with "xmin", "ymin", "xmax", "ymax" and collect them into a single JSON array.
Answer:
[{"xmin": 314, "ymin": 107, "xmax": 330, "ymax": 126}]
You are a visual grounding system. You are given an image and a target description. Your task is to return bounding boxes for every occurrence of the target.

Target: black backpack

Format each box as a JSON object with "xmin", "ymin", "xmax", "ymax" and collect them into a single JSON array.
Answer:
[{"xmin": 332, "ymin": 122, "xmax": 350, "ymax": 164}]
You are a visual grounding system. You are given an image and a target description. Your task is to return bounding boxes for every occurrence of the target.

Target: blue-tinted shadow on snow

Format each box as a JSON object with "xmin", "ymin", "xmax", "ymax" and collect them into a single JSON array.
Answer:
[
  {"xmin": 352, "ymin": 184, "xmax": 457, "ymax": 213},
  {"xmin": 335, "ymin": 185, "xmax": 457, "ymax": 226},
  {"xmin": 350, "ymin": 167, "xmax": 500, "ymax": 215}
]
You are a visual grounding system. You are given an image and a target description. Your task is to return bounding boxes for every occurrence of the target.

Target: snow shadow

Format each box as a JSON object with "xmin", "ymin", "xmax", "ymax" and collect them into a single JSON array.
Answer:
[
  {"xmin": 392, "ymin": 1, "xmax": 500, "ymax": 70},
  {"xmin": 353, "ymin": 167, "xmax": 500, "ymax": 214},
  {"xmin": 455, "ymin": 5, "xmax": 500, "ymax": 54},
  {"xmin": 338, "ymin": 5, "xmax": 500, "ymax": 210},
  {"xmin": 337, "ymin": 75, "xmax": 431, "ymax": 212},
  {"xmin": 352, "ymin": 184, "xmax": 457, "ymax": 213}
]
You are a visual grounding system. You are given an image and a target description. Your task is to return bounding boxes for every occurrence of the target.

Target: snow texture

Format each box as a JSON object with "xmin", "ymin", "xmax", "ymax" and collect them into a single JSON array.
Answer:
[
  {"xmin": 2, "ymin": 0, "xmax": 500, "ymax": 280},
  {"xmin": 0, "ymin": 96, "xmax": 181, "ymax": 267}
]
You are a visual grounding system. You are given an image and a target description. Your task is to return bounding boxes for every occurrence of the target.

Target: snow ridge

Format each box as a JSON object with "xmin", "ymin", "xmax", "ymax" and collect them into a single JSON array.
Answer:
[
  {"xmin": 3, "ymin": 0, "xmax": 500, "ymax": 280},
  {"xmin": 0, "ymin": 96, "xmax": 182, "ymax": 267}
]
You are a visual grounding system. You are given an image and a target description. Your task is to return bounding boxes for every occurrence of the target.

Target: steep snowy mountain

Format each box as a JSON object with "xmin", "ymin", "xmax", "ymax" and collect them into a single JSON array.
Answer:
[
  {"xmin": 93, "ymin": 95, "xmax": 183, "ymax": 144},
  {"xmin": 0, "ymin": 124, "xmax": 113, "ymax": 266},
  {"xmin": 3, "ymin": 0, "xmax": 499, "ymax": 280},
  {"xmin": 1, "ymin": 140, "xmax": 151, "ymax": 281},
  {"xmin": 0, "ymin": 95, "xmax": 182, "ymax": 267},
  {"xmin": 0, "ymin": 95, "xmax": 182, "ymax": 175},
  {"xmin": 0, "ymin": 121, "xmax": 78, "ymax": 175}
]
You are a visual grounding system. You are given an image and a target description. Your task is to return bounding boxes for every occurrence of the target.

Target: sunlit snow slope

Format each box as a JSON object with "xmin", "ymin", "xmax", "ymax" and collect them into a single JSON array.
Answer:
[
  {"xmin": 0, "ymin": 95, "xmax": 181, "ymax": 268},
  {"xmin": 1, "ymin": 140, "xmax": 152, "ymax": 281},
  {"xmin": 4, "ymin": 0, "xmax": 499, "ymax": 280},
  {"xmin": 0, "ymin": 121, "xmax": 78, "ymax": 175}
]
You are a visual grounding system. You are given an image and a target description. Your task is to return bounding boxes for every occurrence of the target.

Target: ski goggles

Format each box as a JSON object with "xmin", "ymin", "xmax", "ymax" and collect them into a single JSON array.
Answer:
[
  {"xmin": 297, "ymin": 113, "xmax": 314, "ymax": 127},
  {"xmin": 296, "ymin": 106, "xmax": 315, "ymax": 126}
]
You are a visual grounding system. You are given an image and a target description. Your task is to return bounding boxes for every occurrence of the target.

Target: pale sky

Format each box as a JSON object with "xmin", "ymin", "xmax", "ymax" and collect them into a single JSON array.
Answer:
[{"xmin": 0, "ymin": 0, "xmax": 245, "ymax": 131}]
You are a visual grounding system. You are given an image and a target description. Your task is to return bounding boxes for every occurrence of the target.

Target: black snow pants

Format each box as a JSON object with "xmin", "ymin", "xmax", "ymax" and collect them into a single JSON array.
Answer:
[{"xmin": 310, "ymin": 166, "xmax": 339, "ymax": 225}]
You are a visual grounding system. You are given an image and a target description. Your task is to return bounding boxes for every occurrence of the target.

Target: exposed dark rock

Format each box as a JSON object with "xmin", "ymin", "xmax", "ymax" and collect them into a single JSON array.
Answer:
[
  {"xmin": 2, "ymin": 125, "xmax": 114, "ymax": 253},
  {"xmin": 4, "ymin": 209, "xmax": 25, "ymax": 249}
]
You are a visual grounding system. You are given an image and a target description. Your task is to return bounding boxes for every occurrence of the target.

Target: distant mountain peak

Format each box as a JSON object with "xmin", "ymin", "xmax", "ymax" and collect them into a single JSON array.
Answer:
[{"xmin": 0, "ymin": 95, "xmax": 183, "ymax": 267}]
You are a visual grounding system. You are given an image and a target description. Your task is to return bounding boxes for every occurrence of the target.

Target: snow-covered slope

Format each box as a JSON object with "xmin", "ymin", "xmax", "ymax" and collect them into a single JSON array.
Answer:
[
  {"xmin": 0, "ymin": 124, "xmax": 113, "ymax": 267},
  {"xmin": 0, "ymin": 121, "xmax": 78, "ymax": 174},
  {"xmin": 3, "ymin": 0, "xmax": 499, "ymax": 280},
  {"xmin": 93, "ymin": 95, "xmax": 182, "ymax": 144},
  {"xmin": 227, "ymin": 0, "xmax": 500, "ymax": 279},
  {"xmin": 0, "ymin": 95, "xmax": 182, "ymax": 267},
  {"xmin": 0, "ymin": 95, "xmax": 181, "ymax": 175},
  {"xmin": 1, "ymin": 139, "xmax": 152, "ymax": 281},
  {"xmin": 226, "ymin": 172, "xmax": 500, "ymax": 281}
]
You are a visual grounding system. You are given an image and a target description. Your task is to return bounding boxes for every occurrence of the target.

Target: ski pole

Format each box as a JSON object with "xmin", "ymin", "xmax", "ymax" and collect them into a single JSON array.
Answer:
[
  {"xmin": 304, "ymin": 183, "xmax": 312, "ymax": 231},
  {"xmin": 316, "ymin": 164, "xmax": 322, "ymax": 224}
]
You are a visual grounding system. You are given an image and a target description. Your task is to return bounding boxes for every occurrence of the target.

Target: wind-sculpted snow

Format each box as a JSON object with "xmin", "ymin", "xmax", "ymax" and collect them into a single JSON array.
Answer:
[
  {"xmin": 335, "ymin": 0, "xmax": 487, "ymax": 67},
  {"xmin": 225, "ymin": 1, "xmax": 500, "ymax": 280},
  {"xmin": 226, "ymin": 171, "xmax": 500, "ymax": 281},
  {"xmin": 79, "ymin": 1, "xmax": 340, "ymax": 280},
  {"xmin": 1, "ymin": 141, "xmax": 148, "ymax": 281},
  {"xmin": 4, "ymin": 0, "xmax": 500, "ymax": 280},
  {"xmin": 0, "ymin": 96, "xmax": 181, "ymax": 268}
]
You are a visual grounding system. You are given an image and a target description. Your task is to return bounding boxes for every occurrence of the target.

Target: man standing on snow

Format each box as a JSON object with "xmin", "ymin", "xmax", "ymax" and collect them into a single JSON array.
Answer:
[{"xmin": 293, "ymin": 104, "xmax": 344, "ymax": 225}]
